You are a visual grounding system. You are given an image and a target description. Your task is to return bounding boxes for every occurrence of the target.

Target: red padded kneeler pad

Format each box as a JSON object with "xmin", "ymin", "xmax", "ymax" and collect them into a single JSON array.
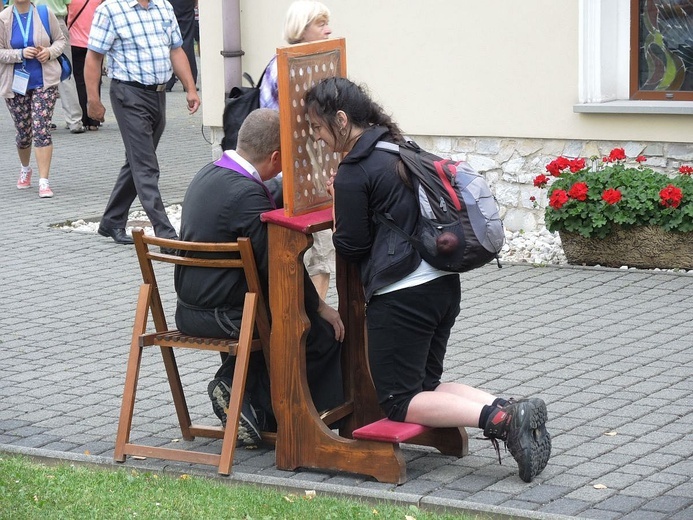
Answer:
[
  {"xmin": 352, "ymin": 418, "xmax": 431, "ymax": 443},
  {"xmin": 261, "ymin": 207, "xmax": 332, "ymax": 233}
]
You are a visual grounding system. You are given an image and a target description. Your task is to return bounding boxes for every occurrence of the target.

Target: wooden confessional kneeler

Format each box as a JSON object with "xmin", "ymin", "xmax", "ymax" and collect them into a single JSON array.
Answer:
[{"xmin": 261, "ymin": 37, "xmax": 467, "ymax": 484}]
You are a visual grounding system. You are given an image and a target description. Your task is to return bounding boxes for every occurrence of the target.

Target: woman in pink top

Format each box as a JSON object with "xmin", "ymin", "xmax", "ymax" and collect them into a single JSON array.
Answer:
[{"xmin": 67, "ymin": 0, "xmax": 100, "ymax": 130}]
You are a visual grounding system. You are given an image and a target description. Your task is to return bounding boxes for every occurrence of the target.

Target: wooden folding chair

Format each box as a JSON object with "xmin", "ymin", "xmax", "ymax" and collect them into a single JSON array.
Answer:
[{"xmin": 114, "ymin": 228, "xmax": 271, "ymax": 475}]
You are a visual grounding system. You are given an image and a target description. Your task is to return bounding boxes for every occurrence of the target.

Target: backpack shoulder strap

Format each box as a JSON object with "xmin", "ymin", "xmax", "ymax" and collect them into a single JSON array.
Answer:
[
  {"xmin": 37, "ymin": 5, "xmax": 53, "ymax": 43},
  {"xmin": 375, "ymin": 141, "xmax": 400, "ymax": 154},
  {"xmin": 242, "ymin": 72, "xmax": 256, "ymax": 88},
  {"xmin": 372, "ymin": 141, "xmax": 424, "ymax": 251}
]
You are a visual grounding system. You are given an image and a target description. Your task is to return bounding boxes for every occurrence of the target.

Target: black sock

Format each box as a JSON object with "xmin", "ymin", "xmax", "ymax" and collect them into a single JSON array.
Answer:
[
  {"xmin": 492, "ymin": 397, "xmax": 509, "ymax": 408},
  {"xmin": 478, "ymin": 404, "xmax": 496, "ymax": 429}
]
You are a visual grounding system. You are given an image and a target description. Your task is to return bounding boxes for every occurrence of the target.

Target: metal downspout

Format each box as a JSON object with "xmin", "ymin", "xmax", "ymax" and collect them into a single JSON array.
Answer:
[{"xmin": 221, "ymin": 0, "xmax": 242, "ymax": 96}]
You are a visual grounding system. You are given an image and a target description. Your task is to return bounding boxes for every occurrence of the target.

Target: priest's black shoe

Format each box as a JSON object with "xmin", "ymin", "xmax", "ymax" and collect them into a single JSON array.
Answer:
[{"xmin": 98, "ymin": 226, "xmax": 134, "ymax": 245}]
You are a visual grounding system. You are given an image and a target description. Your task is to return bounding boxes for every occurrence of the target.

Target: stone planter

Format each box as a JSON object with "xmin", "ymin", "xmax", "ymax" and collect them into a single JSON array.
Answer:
[{"xmin": 559, "ymin": 226, "xmax": 693, "ymax": 269}]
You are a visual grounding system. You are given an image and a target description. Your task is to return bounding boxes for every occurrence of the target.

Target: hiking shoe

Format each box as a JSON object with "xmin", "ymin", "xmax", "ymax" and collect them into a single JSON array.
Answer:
[
  {"xmin": 17, "ymin": 168, "xmax": 32, "ymax": 189},
  {"xmin": 238, "ymin": 398, "xmax": 262, "ymax": 447},
  {"xmin": 208, "ymin": 377, "xmax": 231, "ymax": 427},
  {"xmin": 504, "ymin": 397, "xmax": 551, "ymax": 477},
  {"xmin": 207, "ymin": 378, "xmax": 262, "ymax": 447},
  {"xmin": 484, "ymin": 398, "xmax": 551, "ymax": 483},
  {"xmin": 38, "ymin": 181, "xmax": 53, "ymax": 198},
  {"xmin": 70, "ymin": 122, "xmax": 86, "ymax": 134}
]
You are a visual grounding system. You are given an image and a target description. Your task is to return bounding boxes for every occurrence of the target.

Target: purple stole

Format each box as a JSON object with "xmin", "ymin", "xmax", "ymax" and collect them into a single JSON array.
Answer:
[{"xmin": 214, "ymin": 153, "xmax": 277, "ymax": 209}]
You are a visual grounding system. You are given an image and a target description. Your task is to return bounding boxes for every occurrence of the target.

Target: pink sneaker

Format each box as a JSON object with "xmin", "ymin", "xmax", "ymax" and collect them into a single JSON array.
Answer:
[
  {"xmin": 17, "ymin": 168, "xmax": 32, "ymax": 189},
  {"xmin": 39, "ymin": 182, "xmax": 54, "ymax": 198}
]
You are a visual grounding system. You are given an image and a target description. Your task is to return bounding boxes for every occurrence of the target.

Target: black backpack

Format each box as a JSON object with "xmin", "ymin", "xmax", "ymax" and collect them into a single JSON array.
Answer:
[
  {"xmin": 221, "ymin": 71, "xmax": 265, "ymax": 151},
  {"xmin": 375, "ymin": 140, "xmax": 505, "ymax": 272}
]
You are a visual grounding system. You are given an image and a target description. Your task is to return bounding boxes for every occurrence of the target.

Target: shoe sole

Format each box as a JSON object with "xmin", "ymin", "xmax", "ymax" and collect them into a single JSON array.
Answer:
[
  {"xmin": 532, "ymin": 423, "xmax": 552, "ymax": 478},
  {"xmin": 207, "ymin": 378, "xmax": 229, "ymax": 428},
  {"xmin": 17, "ymin": 185, "xmax": 31, "ymax": 189},
  {"xmin": 238, "ymin": 406, "xmax": 262, "ymax": 447},
  {"xmin": 207, "ymin": 379, "xmax": 262, "ymax": 447},
  {"xmin": 39, "ymin": 192, "xmax": 53, "ymax": 198},
  {"xmin": 507, "ymin": 398, "xmax": 551, "ymax": 483}
]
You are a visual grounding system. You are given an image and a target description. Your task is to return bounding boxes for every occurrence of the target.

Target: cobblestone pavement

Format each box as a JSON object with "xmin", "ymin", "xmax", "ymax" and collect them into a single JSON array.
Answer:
[{"xmin": 1, "ymin": 80, "xmax": 691, "ymax": 520}]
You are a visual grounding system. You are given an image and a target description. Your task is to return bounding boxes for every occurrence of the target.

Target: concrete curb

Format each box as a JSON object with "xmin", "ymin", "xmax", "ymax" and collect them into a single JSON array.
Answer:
[{"xmin": 0, "ymin": 444, "xmax": 576, "ymax": 520}]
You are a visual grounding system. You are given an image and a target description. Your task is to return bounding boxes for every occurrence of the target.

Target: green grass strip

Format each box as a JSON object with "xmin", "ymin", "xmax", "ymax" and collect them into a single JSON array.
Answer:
[{"xmin": 0, "ymin": 454, "xmax": 484, "ymax": 520}]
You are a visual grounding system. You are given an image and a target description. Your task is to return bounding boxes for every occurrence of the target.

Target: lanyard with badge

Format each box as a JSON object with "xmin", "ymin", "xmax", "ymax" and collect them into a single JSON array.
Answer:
[{"xmin": 11, "ymin": 4, "xmax": 33, "ymax": 95}]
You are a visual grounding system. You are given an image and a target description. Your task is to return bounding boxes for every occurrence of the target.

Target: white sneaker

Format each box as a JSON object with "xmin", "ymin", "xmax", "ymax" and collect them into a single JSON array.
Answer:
[{"xmin": 69, "ymin": 122, "xmax": 86, "ymax": 134}]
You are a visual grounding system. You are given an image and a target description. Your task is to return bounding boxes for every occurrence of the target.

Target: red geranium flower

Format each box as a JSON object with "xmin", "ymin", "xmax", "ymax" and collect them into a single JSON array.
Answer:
[
  {"xmin": 602, "ymin": 188, "xmax": 622, "ymax": 205},
  {"xmin": 545, "ymin": 161, "xmax": 559, "ymax": 176},
  {"xmin": 679, "ymin": 165, "xmax": 693, "ymax": 175},
  {"xmin": 604, "ymin": 148, "xmax": 627, "ymax": 163},
  {"xmin": 533, "ymin": 174, "xmax": 550, "ymax": 188},
  {"xmin": 660, "ymin": 185, "xmax": 683, "ymax": 208},
  {"xmin": 546, "ymin": 159, "xmax": 563, "ymax": 177},
  {"xmin": 549, "ymin": 189, "xmax": 569, "ymax": 209},
  {"xmin": 546, "ymin": 156, "xmax": 584, "ymax": 176},
  {"xmin": 569, "ymin": 158, "xmax": 586, "ymax": 172},
  {"xmin": 635, "ymin": 155, "xmax": 647, "ymax": 163},
  {"xmin": 567, "ymin": 182, "xmax": 589, "ymax": 201},
  {"xmin": 555, "ymin": 157, "xmax": 570, "ymax": 170}
]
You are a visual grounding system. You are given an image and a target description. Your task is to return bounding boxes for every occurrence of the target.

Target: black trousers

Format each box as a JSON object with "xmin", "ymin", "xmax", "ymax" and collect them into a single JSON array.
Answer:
[
  {"xmin": 101, "ymin": 81, "xmax": 176, "ymax": 238},
  {"xmin": 366, "ymin": 274, "xmax": 461, "ymax": 422},
  {"xmin": 166, "ymin": 3, "xmax": 197, "ymax": 89},
  {"xmin": 70, "ymin": 46, "xmax": 101, "ymax": 128},
  {"xmin": 176, "ymin": 302, "xmax": 344, "ymax": 429}
]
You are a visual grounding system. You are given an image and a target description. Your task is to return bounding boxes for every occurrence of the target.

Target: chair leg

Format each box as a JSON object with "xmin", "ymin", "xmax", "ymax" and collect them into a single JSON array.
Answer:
[
  {"xmin": 218, "ymin": 292, "xmax": 258, "ymax": 475},
  {"xmin": 160, "ymin": 346, "xmax": 195, "ymax": 441},
  {"xmin": 115, "ymin": 284, "xmax": 151, "ymax": 462}
]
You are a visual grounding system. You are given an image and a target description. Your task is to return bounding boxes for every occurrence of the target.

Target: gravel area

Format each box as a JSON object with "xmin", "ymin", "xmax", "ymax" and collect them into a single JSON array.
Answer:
[
  {"xmin": 58, "ymin": 205, "xmax": 691, "ymax": 272},
  {"xmin": 57, "ymin": 204, "xmax": 568, "ymax": 266}
]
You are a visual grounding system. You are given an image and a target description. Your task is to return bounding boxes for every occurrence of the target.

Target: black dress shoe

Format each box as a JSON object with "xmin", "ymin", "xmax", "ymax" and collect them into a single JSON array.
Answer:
[{"xmin": 98, "ymin": 225, "xmax": 134, "ymax": 245}]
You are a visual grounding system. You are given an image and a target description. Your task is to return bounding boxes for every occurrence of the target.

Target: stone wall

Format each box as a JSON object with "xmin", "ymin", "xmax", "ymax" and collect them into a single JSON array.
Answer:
[{"xmin": 408, "ymin": 136, "xmax": 693, "ymax": 233}]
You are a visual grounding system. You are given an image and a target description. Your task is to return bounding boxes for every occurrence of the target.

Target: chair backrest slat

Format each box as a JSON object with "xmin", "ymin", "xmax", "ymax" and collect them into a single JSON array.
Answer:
[
  {"xmin": 131, "ymin": 228, "xmax": 271, "ymax": 366},
  {"xmin": 146, "ymin": 252, "xmax": 245, "ymax": 269}
]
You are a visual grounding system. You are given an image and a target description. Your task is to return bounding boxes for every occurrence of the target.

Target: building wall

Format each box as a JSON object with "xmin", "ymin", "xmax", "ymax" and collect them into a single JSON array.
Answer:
[
  {"xmin": 202, "ymin": 1, "xmax": 692, "ymax": 141},
  {"xmin": 199, "ymin": 1, "xmax": 693, "ymax": 227}
]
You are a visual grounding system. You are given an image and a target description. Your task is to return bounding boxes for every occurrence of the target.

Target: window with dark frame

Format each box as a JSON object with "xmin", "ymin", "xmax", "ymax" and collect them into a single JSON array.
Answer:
[{"xmin": 630, "ymin": 0, "xmax": 693, "ymax": 101}]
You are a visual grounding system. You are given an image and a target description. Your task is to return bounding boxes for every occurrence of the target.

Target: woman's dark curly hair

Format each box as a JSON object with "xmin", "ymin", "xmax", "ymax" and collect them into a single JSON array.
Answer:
[{"xmin": 304, "ymin": 77, "xmax": 409, "ymax": 182}]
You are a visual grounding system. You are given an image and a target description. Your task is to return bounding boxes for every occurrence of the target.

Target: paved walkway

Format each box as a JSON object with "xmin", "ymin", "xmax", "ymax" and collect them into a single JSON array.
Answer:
[{"xmin": 1, "ymin": 81, "xmax": 691, "ymax": 520}]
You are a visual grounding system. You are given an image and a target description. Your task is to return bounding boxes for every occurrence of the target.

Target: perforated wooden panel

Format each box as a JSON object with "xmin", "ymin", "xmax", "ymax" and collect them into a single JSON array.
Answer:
[{"xmin": 277, "ymin": 38, "xmax": 347, "ymax": 216}]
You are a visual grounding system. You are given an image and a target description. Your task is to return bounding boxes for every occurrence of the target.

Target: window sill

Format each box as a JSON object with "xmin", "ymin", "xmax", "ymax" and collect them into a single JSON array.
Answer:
[{"xmin": 573, "ymin": 100, "xmax": 693, "ymax": 115}]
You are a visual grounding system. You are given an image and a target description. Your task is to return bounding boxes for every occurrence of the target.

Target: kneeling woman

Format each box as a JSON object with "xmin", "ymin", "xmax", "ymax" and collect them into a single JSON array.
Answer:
[{"xmin": 304, "ymin": 77, "xmax": 551, "ymax": 482}]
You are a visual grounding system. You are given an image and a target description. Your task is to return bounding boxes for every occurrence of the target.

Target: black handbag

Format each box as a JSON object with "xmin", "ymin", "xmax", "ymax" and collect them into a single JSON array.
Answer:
[{"xmin": 221, "ymin": 69, "xmax": 267, "ymax": 151}]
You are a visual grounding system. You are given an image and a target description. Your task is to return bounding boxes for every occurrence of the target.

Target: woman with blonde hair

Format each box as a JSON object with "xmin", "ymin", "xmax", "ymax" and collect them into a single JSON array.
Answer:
[
  {"xmin": 259, "ymin": 0, "xmax": 334, "ymax": 299},
  {"xmin": 259, "ymin": 0, "xmax": 331, "ymax": 109}
]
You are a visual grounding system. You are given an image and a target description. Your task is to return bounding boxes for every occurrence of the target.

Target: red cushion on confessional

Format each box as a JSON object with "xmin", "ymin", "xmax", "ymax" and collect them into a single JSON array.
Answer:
[
  {"xmin": 260, "ymin": 207, "xmax": 332, "ymax": 234},
  {"xmin": 352, "ymin": 418, "xmax": 431, "ymax": 443}
]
